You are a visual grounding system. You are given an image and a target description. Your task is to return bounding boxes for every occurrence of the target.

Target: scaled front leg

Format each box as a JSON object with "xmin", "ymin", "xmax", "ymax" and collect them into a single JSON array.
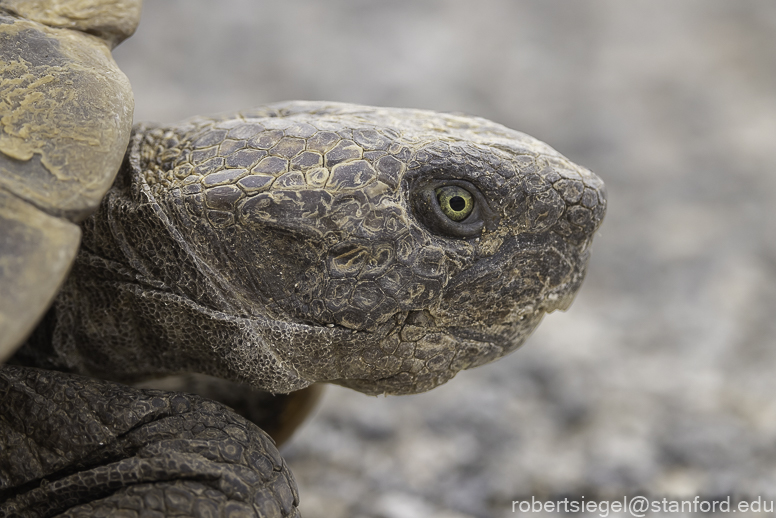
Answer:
[{"xmin": 0, "ymin": 365, "xmax": 300, "ymax": 517}]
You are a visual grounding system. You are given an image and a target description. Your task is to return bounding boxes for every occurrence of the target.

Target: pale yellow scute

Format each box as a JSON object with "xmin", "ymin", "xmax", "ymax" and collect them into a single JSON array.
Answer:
[
  {"xmin": 0, "ymin": 15, "xmax": 134, "ymax": 221},
  {"xmin": 0, "ymin": 0, "xmax": 142, "ymax": 48},
  {"xmin": 0, "ymin": 189, "xmax": 80, "ymax": 361}
]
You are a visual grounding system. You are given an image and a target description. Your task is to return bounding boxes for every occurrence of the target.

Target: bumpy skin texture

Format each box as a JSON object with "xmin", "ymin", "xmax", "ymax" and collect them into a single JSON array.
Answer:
[
  {"xmin": 7, "ymin": 101, "xmax": 605, "ymax": 515},
  {"xmin": 21, "ymin": 101, "xmax": 606, "ymax": 397},
  {"xmin": 0, "ymin": 365, "xmax": 300, "ymax": 517},
  {"xmin": 1, "ymin": 4, "xmax": 603, "ymax": 516}
]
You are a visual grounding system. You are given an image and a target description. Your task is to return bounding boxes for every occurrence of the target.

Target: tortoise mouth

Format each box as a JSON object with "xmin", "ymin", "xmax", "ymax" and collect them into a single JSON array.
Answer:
[
  {"xmin": 326, "ymin": 313, "xmax": 546, "ymax": 396},
  {"xmin": 332, "ymin": 373, "xmax": 451, "ymax": 396}
]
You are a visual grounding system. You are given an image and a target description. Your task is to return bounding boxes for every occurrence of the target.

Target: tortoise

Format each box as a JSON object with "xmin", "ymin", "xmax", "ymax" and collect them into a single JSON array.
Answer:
[{"xmin": 0, "ymin": 1, "xmax": 606, "ymax": 516}]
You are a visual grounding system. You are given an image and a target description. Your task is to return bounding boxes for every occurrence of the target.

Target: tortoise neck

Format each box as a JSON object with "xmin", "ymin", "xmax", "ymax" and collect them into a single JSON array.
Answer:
[{"xmin": 20, "ymin": 159, "xmax": 309, "ymax": 392}]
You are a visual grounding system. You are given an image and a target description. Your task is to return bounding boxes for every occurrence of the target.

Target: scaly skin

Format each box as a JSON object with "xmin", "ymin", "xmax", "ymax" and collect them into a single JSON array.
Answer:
[
  {"xmin": 0, "ymin": 365, "xmax": 299, "ymax": 517},
  {"xmin": 0, "ymin": 3, "xmax": 607, "ymax": 516},
  {"xmin": 5, "ymin": 101, "xmax": 605, "ymax": 516},
  {"xmin": 20, "ymin": 101, "xmax": 606, "ymax": 397}
]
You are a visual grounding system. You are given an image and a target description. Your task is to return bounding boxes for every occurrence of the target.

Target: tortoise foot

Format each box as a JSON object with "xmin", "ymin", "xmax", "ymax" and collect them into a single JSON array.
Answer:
[{"xmin": 0, "ymin": 365, "xmax": 300, "ymax": 517}]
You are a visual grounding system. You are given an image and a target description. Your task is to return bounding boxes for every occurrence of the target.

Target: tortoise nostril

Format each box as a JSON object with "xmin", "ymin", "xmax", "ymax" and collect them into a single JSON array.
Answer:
[{"xmin": 404, "ymin": 310, "xmax": 435, "ymax": 326}]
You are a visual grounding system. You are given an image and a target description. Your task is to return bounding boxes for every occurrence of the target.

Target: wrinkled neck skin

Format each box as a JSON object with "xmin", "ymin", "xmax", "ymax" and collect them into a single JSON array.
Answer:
[
  {"xmin": 39, "ymin": 157, "xmax": 320, "ymax": 393},
  {"xmin": 23, "ymin": 102, "xmax": 606, "ymax": 396}
]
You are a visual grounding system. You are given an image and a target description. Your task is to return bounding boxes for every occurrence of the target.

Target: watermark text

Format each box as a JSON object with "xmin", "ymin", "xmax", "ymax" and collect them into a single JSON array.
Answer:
[{"xmin": 511, "ymin": 496, "xmax": 773, "ymax": 516}]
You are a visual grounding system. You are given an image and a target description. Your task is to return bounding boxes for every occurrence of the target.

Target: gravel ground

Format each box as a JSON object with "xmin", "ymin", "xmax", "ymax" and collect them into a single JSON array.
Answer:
[{"xmin": 114, "ymin": 2, "xmax": 776, "ymax": 516}]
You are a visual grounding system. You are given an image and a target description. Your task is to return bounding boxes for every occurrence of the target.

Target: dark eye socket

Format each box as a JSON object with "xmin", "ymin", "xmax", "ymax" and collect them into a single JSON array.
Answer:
[{"xmin": 412, "ymin": 179, "xmax": 497, "ymax": 239}]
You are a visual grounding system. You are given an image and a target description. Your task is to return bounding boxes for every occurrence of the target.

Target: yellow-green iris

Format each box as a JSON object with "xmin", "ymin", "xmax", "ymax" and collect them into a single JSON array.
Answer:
[{"xmin": 435, "ymin": 186, "xmax": 474, "ymax": 221}]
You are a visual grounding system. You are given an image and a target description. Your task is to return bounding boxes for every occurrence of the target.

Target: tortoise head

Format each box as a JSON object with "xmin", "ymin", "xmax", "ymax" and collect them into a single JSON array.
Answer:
[{"xmin": 68, "ymin": 102, "xmax": 605, "ymax": 396}]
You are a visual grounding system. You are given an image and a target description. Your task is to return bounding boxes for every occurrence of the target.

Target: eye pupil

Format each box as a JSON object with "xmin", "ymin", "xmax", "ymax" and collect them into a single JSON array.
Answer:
[
  {"xmin": 449, "ymin": 196, "xmax": 466, "ymax": 211},
  {"xmin": 435, "ymin": 185, "xmax": 474, "ymax": 222}
]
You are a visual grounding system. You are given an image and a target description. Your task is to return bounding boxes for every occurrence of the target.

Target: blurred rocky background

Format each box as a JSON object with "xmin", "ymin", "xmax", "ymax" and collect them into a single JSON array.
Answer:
[{"xmin": 114, "ymin": 1, "xmax": 776, "ymax": 516}]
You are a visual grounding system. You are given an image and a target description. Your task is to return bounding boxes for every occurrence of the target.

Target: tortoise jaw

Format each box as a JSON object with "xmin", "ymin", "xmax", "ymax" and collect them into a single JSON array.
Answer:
[
  {"xmin": 332, "ymin": 372, "xmax": 456, "ymax": 396},
  {"xmin": 324, "ymin": 312, "xmax": 547, "ymax": 396}
]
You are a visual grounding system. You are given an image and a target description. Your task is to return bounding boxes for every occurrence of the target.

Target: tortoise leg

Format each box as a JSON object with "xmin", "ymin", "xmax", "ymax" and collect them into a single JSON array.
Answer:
[
  {"xmin": 0, "ymin": 365, "xmax": 300, "ymax": 517},
  {"xmin": 135, "ymin": 374, "xmax": 325, "ymax": 447}
]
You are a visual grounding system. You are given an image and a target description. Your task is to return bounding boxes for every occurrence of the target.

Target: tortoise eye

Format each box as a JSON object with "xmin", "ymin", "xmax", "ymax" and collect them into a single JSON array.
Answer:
[
  {"xmin": 412, "ymin": 178, "xmax": 496, "ymax": 238},
  {"xmin": 435, "ymin": 186, "xmax": 474, "ymax": 221}
]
